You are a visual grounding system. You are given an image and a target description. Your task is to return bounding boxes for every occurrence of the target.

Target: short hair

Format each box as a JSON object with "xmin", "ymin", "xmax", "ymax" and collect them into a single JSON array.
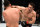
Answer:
[
  {"xmin": 28, "ymin": 2, "xmax": 35, "ymax": 8},
  {"xmin": 4, "ymin": 0, "xmax": 10, "ymax": 7}
]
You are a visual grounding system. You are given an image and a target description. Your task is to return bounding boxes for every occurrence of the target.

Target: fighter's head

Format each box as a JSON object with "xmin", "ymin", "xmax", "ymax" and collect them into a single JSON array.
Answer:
[
  {"xmin": 28, "ymin": 2, "xmax": 35, "ymax": 10},
  {"xmin": 4, "ymin": 0, "xmax": 11, "ymax": 8}
]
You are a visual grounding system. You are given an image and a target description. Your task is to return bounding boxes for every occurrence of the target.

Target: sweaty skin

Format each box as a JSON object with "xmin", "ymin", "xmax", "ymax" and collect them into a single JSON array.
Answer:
[
  {"xmin": 13, "ymin": 6, "xmax": 36, "ymax": 24},
  {"xmin": 11, "ymin": 5, "xmax": 26, "ymax": 10},
  {"xmin": 3, "ymin": 8, "xmax": 20, "ymax": 27},
  {"xmin": 21, "ymin": 8, "xmax": 36, "ymax": 24}
]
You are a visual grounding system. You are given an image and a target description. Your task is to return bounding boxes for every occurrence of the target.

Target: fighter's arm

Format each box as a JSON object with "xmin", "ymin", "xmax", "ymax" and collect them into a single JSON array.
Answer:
[
  {"xmin": 11, "ymin": 5, "xmax": 20, "ymax": 8},
  {"xmin": 28, "ymin": 12, "xmax": 36, "ymax": 24}
]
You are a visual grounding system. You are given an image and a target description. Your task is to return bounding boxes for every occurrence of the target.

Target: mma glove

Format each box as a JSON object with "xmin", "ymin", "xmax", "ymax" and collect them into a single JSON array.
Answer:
[
  {"xmin": 21, "ymin": 21, "xmax": 29, "ymax": 26},
  {"xmin": 19, "ymin": 21, "xmax": 21, "ymax": 24}
]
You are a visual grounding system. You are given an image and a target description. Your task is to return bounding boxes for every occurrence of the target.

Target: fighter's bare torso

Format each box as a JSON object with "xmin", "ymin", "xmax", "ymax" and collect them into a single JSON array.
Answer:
[
  {"xmin": 21, "ymin": 8, "xmax": 36, "ymax": 21},
  {"xmin": 3, "ymin": 8, "xmax": 20, "ymax": 27}
]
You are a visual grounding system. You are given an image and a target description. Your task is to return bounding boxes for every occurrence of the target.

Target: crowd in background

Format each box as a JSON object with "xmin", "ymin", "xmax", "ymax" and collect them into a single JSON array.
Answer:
[{"xmin": 35, "ymin": 9, "xmax": 40, "ymax": 24}]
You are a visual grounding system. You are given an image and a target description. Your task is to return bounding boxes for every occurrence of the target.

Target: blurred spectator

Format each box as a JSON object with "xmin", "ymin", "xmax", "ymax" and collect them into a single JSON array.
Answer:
[{"xmin": 35, "ymin": 9, "xmax": 40, "ymax": 24}]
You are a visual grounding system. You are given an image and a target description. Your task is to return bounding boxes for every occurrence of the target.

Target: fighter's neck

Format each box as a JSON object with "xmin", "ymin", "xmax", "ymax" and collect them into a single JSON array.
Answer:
[
  {"xmin": 6, "ymin": 6, "xmax": 11, "ymax": 9},
  {"xmin": 28, "ymin": 10, "xmax": 33, "ymax": 14}
]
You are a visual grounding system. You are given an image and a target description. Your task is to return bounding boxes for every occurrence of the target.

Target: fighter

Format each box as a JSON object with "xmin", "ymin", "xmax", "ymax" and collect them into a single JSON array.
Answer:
[
  {"xmin": 11, "ymin": 2, "xmax": 36, "ymax": 27},
  {"xmin": 2, "ymin": 0, "xmax": 20, "ymax": 27},
  {"xmin": 20, "ymin": 2, "xmax": 36, "ymax": 27}
]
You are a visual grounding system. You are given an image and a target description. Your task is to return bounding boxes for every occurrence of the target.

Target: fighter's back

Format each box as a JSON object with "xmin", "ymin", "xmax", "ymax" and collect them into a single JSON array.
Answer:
[{"xmin": 3, "ymin": 8, "xmax": 20, "ymax": 27}]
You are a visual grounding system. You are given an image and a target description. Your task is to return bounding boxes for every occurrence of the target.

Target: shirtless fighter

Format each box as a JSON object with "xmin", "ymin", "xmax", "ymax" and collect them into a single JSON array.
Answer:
[
  {"xmin": 11, "ymin": 3, "xmax": 36, "ymax": 27},
  {"xmin": 2, "ymin": 0, "xmax": 20, "ymax": 27},
  {"xmin": 20, "ymin": 3, "xmax": 36, "ymax": 27},
  {"xmin": 11, "ymin": 5, "xmax": 26, "ymax": 25}
]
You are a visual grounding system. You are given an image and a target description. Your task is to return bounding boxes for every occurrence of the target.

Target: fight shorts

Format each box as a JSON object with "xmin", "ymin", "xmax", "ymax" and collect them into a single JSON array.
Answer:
[
  {"xmin": 6, "ymin": 26, "xmax": 8, "ymax": 27},
  {"xmin": 19, "ymin": 21, "xmax": 21, "ymax": 24},
  {"xmin": 21, "ymin": 21, "xmax": 32, "ymax": 27}
]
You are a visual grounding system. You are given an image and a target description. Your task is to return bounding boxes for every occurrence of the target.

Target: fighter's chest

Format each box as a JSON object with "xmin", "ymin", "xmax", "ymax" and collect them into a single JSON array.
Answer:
[
  {"xmin": 24, "ymin": 13, "xmax": 33, "ymax": 18},
  {"xmin": 28, "ymin": 13, "xmax": 33, "ymax": 17}
]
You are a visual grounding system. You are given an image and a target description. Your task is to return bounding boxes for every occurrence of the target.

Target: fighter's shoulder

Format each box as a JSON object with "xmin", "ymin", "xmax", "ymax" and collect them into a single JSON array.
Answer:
[
  {"xmin": 2, "ymin": 11, "xmax": 6, "ymax": 15},
  {"xmin": 12, "ymin": 8, "xmax": 20, "ymax": 11},
  {"xmin": 22, "ymin": 7, "xmax": 28, "ymax": 11},
  {"xmin": 25, "ymin": 7, "xmax": 28, "ymax": 10},
  {"xmin": 33, "ymin": 11, "xmax": 36, "ymax": 13},
  {"xmin": 32, "ymin": 10, "xmax": 36, "ymax": 15}
]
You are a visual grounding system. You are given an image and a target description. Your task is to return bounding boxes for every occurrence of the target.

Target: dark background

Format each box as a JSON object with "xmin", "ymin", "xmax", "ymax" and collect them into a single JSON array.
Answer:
[
  {"xmin": 0, "ymin": 0, "xmax": 2, "ymax": 23},
  {"xmin": 8, "ymin": 0, "xmax": 40, "ymax": 11}
]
